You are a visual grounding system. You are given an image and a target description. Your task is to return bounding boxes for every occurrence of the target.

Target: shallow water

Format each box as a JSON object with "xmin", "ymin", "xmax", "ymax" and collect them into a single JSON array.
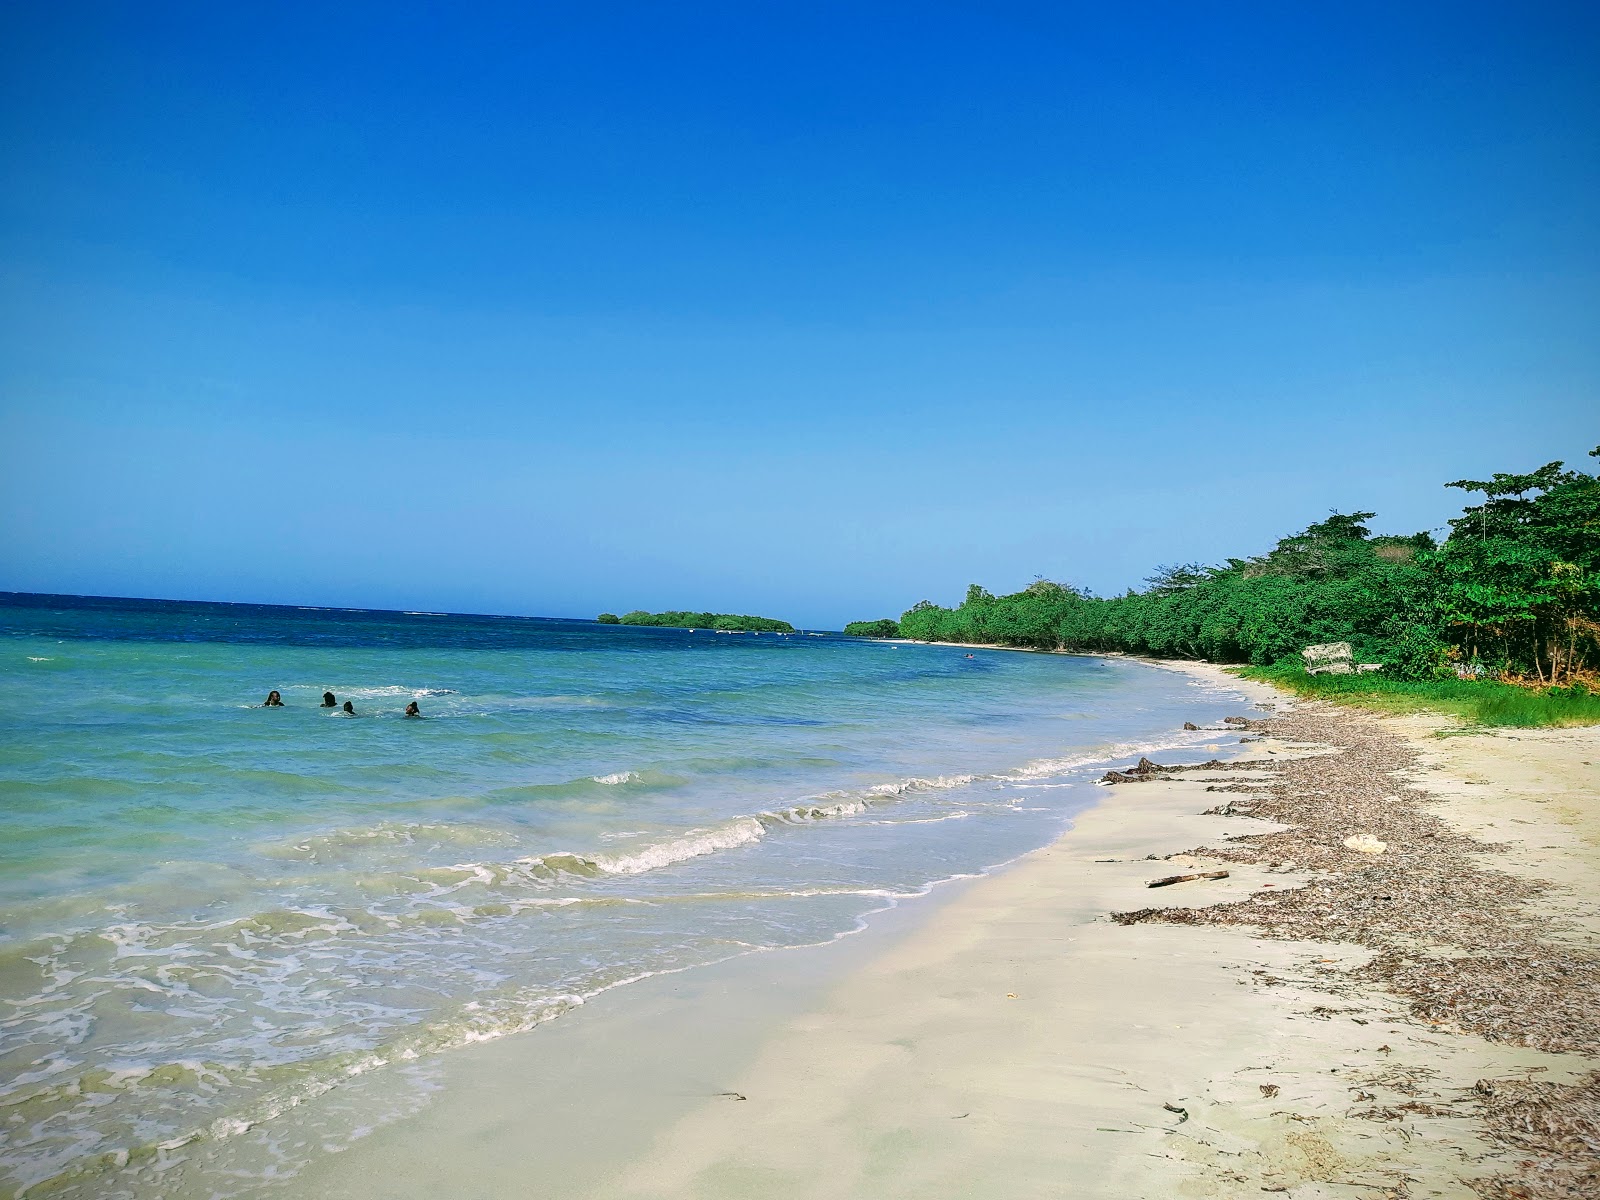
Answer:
[{"xmin": 0, "ymin": 593, "xmax": 1250, "ymax": 1197}]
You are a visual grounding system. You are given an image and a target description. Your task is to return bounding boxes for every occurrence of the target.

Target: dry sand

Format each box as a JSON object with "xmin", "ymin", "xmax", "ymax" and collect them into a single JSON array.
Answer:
[{"xmin": 297, "ymin": 663, "xmax": 1600, "ymax": 1199}]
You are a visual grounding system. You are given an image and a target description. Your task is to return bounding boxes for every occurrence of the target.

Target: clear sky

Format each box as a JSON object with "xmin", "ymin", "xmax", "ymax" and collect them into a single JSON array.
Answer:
[{"xmin": 2, "ymin": 2, "xmax": 1596, "ymax": 628}]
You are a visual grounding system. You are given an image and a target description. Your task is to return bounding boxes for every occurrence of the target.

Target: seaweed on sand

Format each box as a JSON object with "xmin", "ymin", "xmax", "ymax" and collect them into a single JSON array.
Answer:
[{"xmin": 1110, "ymin": 705, "xmax": 1600, "ymax": 1197}]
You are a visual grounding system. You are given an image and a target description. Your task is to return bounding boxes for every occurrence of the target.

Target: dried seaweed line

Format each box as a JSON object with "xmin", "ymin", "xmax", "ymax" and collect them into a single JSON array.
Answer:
[{"xmin": 1107, "ymin": 702, "xmax": 1600, "ymax": 1199}]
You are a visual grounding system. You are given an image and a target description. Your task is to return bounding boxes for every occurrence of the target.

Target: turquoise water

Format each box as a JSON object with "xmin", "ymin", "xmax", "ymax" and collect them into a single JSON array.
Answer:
[{"xmin": 0, "ymin": 594, "xmax": 1249, "ymax": 1197}]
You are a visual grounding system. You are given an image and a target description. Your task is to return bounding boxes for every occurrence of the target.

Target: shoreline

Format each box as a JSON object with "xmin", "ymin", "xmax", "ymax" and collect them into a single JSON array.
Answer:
[
  {"xmin": 277, "ymin": 658, "xmax": 1267, "ymax": 1199},
  {"xmin": 291, "ymin": 661, "xmax": 1599, "ymax": 1199}
]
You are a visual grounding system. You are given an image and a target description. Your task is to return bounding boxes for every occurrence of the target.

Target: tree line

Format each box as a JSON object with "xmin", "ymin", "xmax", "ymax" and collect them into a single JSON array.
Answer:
[
  {"xmin": 597, "ymin": 610, "xmax": 796, "ymax": 633},
  {"xmin": 849, "ymin": 449, "xmax": 1600, "ymax": 686}
]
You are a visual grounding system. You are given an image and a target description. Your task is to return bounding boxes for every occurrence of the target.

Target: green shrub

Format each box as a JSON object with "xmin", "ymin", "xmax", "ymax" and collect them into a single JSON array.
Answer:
[
  {"xmin": 1239, "ymin": 663, "xmax": 1600, "ymax": 728},
  {"xmin": 885, "ymin": 448, "xmax": 1600, "ymax": 724},
  {"xmin": 844, "ymin": 619, "xmax": 900, "ymax": 638}
]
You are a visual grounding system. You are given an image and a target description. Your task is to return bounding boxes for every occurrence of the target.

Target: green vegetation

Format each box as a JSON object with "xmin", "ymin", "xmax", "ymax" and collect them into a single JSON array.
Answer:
[
  {"xmin": 611, "ymin": 610, "xmax": 796, "ymax": 633},
  {"xmin": 1239, "ymin": 663, "xmax": 1600, "ymax": 728},
  {"xmin": 843, "ymin": 619, "xmax": 900, "ymax": 638},
  {"xmin": 1430, "ymin": 458, "xmax": 1600, "ymax": 684},
  {"xmin": 875, "ymin": 449, "xmax": 1600, "ymax": 724},
  {"xmin": 596, "ymin": 612, "xmax": 620, "ymax": 624}
]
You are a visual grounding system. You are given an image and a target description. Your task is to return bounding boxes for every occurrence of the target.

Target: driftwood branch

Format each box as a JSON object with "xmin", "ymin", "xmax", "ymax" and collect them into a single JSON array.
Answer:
[{"xmin": 1147, "ymin": 870, "xmax": 1230, "ymax": 889}]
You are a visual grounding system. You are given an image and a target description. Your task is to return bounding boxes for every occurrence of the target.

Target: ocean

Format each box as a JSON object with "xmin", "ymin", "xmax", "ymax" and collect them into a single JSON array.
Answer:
[{"xmin": 0, "ymin": 593, "xmax": 1252, "ymax": 1197}]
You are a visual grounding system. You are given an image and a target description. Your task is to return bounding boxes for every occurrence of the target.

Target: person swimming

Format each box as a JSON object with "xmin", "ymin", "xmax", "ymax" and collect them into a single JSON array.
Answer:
[
  {"xmin": 342, "ymin": 700, "xmax": 355, "ymax": 715},
  {"xmin": 321, "ymin": 691, "xmax": 337, "ymax": 707},
  {"xmin": 404, "ymin": 701, "xmax": 421, "ymax": 718},
  {"xmin": 263, "ymin": 690, "xmax": 284, "ymax": 706}
]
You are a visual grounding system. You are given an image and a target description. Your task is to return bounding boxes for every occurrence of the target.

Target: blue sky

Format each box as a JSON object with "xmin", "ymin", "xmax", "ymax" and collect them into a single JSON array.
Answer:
[{"xmin": 2, "ymin": 2, "xmax": 1596, "ymax": 627}]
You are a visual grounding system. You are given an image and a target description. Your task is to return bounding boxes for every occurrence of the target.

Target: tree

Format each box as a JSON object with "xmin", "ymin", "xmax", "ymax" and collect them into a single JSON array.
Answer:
[
  {"xmin": 1433, "ymin": 450, "xmax": 1600, "ymax": 682},
  {"xmin": 885, "ymin": 450, "xmax": 1597, "ymax": 685},
  {"xmin": 844, "ymin": 619, "xmax": 900, "ymax": 638}
]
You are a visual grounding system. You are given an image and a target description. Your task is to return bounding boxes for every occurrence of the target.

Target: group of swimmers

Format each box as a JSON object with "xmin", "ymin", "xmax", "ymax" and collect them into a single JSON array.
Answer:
[{"xmin": 261, "ymin": 690, "xmax": 422, "ymax": 717}]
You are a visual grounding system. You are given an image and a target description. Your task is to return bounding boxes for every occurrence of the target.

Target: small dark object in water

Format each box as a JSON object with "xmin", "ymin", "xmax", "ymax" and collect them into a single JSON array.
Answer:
[
  {"xmin": 321, "ymin": 692, "xmax": 336, "ymax": 707},
  {"xmin": 343, "ymin": 700, "xmax": 355, "ymax": 714},
  {"xmin": 1183, "ymin": 721, "xmax": 1200, "ymax": 730},
  {"xmin": 263, "ymin": 691, "xmax": 283, "ymax": 707},
  {"xmin": 1148, "ymin": 870, "xmax": 1229, "ymax": 888},
  {"xmin": 404, "ymin": 701, "xmax": 421, "ymax": 718}
]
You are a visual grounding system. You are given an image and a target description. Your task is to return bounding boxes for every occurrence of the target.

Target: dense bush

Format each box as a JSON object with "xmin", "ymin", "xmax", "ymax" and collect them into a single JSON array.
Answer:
[
  {"xmin": 882, "ymin": 449, "xmax": 1600, "ymax": 686},
  {"xmin": 843, "ymin": 619, "xmax": 900, "ymax": 638}
]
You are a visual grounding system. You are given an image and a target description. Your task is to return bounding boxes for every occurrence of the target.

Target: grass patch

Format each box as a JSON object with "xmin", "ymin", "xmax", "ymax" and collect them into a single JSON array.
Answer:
[{"xmin": 1236, "ymin": 664, "xmax": 1600, "ymax": 729}]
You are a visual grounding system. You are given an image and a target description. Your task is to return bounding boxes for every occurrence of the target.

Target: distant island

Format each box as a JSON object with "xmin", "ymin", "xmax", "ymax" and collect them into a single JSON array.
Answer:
[
  {"xmin": 843, "ymin": 619, "xmax": 900, "ymax": 638},
  {"xmin": 598, "ymin": 610, "xmax": 796, "ymax": 633}
]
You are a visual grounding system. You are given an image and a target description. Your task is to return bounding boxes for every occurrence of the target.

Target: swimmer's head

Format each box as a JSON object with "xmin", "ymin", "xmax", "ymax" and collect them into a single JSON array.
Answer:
[
  {"xmin": 322, "ymin": 691, "xmax": 336, "ymax": 706},
  {"xmin": 264, "ymin": 690, "xmax": 282, "ymax": 706},
  {"xmin": 342, "ymin": 700, "xmax": 354, "ymax": 714},
  {"xmin": 404, "ymin": 701, "xmax": 420, "ymax": 717}
]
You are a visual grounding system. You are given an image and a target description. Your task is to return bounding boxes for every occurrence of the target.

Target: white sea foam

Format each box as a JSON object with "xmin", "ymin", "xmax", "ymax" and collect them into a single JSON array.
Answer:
[
  {"xmin": 867, "ymin": 810, "xmax": 972, "ymax": 825},
  {"xmin": 295, "ymin": 770, "xmax": 988, "ymax": 903},
  {"xmin": 1007, "ymin": 730, "xmax": 1216, "ymax": 781},
  {"xmin": 760, "ymin": 797, "xmax": 871, "ymax": 824},
  {"xmin": 588, "ymin": 817, "xmax": 766, "ymax": 875},
  {"xmin": 449, "ymin": 758, "xmax": 1067, "ymax": 885},
  {"xmin": 866, "ymin": 773, "xmax": 978, "ymax": 796},
  {"xmin": 422, "ymin": 817, "xmax": 771, "ymax": 892}
]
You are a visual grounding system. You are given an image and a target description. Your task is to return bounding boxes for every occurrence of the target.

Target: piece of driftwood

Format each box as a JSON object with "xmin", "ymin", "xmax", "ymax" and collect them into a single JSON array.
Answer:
[
  {"xmin": 1147, "ymin": 870, "xmax": 1230, "ymax": 888},
  {"xmin": 1101, "ymin": 756, "xmax": 1234, "ymax": 784}
]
